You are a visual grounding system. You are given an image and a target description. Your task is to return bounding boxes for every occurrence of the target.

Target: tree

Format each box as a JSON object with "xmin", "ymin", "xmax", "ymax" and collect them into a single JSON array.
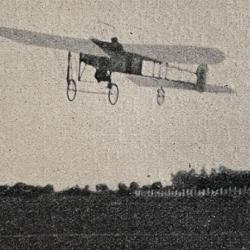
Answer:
[
  {"xmin": 196, "ymin": 167, "xmax": 209, "ymax": 189},
  {"xmin": 129, "ymin": 182, "xmax": 140, "ymax": 191},
  {"xmin": 171, "ymin": 169, "xmax": 197, "ymax": 189},
  {"xmin": 118, "ymin": 183, "xmax": 128, "ymax": 195},
  {"xmin": 171, "ymin": 166, "xmax": 250, "ymax": 189}
]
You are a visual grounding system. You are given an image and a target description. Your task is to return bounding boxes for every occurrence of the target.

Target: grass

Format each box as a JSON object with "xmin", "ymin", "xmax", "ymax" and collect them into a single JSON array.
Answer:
[{"xmin": 0, "ymin": 192, "xmax": 249, "ymax": 249}]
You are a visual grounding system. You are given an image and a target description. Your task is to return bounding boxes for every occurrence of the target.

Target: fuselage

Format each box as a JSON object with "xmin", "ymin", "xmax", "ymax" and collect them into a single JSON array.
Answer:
[{"xmin": 81, "ymin": 38, "xmax": 145, "ymax": 75}]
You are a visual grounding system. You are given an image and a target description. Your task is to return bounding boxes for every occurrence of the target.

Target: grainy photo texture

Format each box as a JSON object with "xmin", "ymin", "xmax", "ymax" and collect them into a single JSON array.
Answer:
[{"xmin": 0, "ymin": 0, "xmax": 249, "ymax": 249}]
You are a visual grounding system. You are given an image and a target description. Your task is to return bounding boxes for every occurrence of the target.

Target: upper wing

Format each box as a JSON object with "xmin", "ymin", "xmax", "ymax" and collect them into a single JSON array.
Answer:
[
  {"xmin": 127, "ymin": 75, "xmax": 234, "ymax": 94},
  {"xmin": 0, "ymin": 27, "xmax": 109, "ymax": 57},
  {"xmin": 123, "ymin": 44, "xmax": 225, "ymax": 64}
]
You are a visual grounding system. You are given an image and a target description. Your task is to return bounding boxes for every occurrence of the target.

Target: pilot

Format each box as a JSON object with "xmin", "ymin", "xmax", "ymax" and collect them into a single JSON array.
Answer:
[
  {"xmin": 111, "ymin": 37, "xmax": 123, "ymax": 53},
  {"xmin": 95, "ymin": 58, "xmax": 111, "ymax": 83}
]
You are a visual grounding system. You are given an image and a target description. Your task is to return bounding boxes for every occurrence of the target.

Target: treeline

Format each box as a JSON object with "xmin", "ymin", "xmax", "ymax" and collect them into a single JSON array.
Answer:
[
  {"xmin": 102, "ymin": 166, "xmax": 250, "ymax": 192},
  {"xmin": 0, "ymin": 183, "xmax": 54, "ymax": 198},
  {"xmin": 171, "ymin": 166, "xmax": 250, "ymax": 190},
  {"xmin": 0, "ymin": 167, "xmax": 249, "ymax": 197}
]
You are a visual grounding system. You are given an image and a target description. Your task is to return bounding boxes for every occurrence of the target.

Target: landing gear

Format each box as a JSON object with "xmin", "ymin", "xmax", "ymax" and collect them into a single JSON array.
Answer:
[
  {"xmin": 96, "ymin": 70, "xmax": 119, "ymax": 105},
  {"xmin": 108, "ymin": 82, "xmax": 119, "ymax": 105},
  {"xmin": 66, "ymin": 52, "xmax": 78, "ymax": 101},
  {"xmin": 66, "ymin": 51, "xmax": 119, "ymax": 105},
  {"xmin": 67, "ymin": 79, "xmax": 77, "ymax": 101},
  {"xmin": 157, "ymin": 86, "xmax": 165, "ymax": 105}
]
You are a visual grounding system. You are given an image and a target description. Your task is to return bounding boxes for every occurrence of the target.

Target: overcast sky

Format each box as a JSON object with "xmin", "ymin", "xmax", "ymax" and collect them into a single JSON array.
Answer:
[{"xmin": 0, "ymin": 0, "xmax": 249, "ymax": 190}]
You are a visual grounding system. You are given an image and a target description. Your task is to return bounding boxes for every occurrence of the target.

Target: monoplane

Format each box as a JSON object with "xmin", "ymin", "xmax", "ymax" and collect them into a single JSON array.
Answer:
[{"xmin": 0, "ymin": 27, "xmax": 232, "ymax": 105}]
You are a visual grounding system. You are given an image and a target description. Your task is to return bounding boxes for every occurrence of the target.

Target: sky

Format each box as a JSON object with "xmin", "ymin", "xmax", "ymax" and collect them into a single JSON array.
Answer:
[{"xmin": 0, "ymin": 0, "xmax": 249, "ymax": 190}]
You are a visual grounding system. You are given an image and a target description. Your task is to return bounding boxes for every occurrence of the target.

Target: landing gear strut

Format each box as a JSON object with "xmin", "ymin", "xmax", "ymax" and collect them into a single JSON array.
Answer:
[
  {"xmin": 66, "ymin": 51, "xmax": 120, "ymax": 105},
  {"xmin": 66, "ymin": 52, "xmax": 77, "ymax": 101}
]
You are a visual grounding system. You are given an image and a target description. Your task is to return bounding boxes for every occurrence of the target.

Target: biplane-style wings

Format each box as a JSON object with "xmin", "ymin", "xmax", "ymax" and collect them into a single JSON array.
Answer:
[
  {"xmin": 123, "ymin": 44, "xmax": 225, "ymax": 64},
  {"xmin": 0, "ymin": 27, "xmax": 109, "ymax": 58}
]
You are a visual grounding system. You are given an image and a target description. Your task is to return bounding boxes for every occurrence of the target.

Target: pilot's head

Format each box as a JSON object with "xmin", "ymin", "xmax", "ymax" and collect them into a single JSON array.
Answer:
[{"xmin": 111, "ymin": 37, "xmax": 118, "ymax": 43}]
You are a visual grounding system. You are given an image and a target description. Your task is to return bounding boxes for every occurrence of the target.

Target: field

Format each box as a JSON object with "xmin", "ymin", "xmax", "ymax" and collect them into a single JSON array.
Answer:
[{"xmin": 0, "ymin": 193, "xmax": 249, "ymax": 249}]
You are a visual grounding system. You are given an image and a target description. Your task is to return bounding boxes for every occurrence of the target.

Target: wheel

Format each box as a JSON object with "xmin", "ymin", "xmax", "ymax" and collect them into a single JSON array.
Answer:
[
  {"xmin": 108, "ymin": 83, "xmax": 119, "ymax": 105},
  {"xmin": 67, "ymin": 79, "xmax": 77, "ymax": 101},
  {"xmin": 157, "ymin": 87, "xmax": 165, "ymax": 105}
]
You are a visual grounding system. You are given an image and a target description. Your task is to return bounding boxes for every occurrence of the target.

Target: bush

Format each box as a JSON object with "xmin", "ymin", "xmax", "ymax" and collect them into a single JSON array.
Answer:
[
  {"xmin": 61, "ymin": 185, "xmax": 91, "ymax": 196},
  {"xmin": 43, "ymin": 184, "xmax": 54, "ymax": 194},
  {"xmin": 129, "ymin": 182, "xmax": 140, "ymax": 191},
  {"xmin": 151, "ymin": 182, "xmax": 163, "ymax": 190},
  {"xmin": 96, "ymin": 184, "xmax": 109, "ymax": 192},
  {"xmin": 118, "ymin": 183, "xmax": 128, "ymax": 195},
  {"xmin": 141, "ymin": 185, "xmax": 151, "ymax": 191}
]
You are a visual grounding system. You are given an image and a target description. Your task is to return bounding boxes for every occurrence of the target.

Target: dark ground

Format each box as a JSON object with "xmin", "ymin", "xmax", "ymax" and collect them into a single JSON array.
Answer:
[{"xmin": 0, "ymin": 193, "xmax": 249, "ymax": 249}]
